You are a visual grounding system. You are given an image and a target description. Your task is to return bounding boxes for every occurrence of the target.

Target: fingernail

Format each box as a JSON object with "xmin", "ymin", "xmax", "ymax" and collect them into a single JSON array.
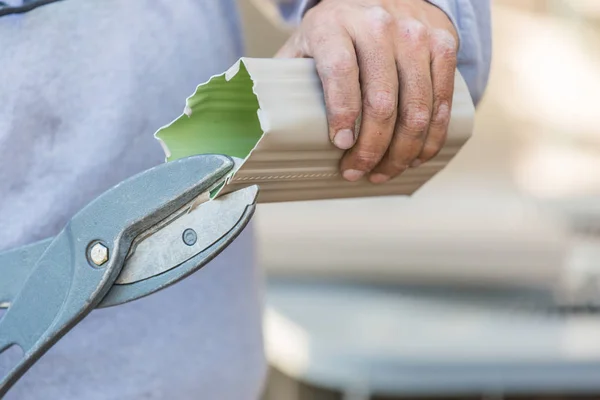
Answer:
[
  {"xmin": 369, "ymin": 173, "xmax": 390, "ymax": 184},
  {"xmin": 342, "ymin": 169, "xmax": 364, "ymax": 182},
  {"xmin": 333, "ymin": 129, "xmax": 355, "ymax": 150},
  {"xmin": 410, "ymin": 159, "xmax": 422, "ymax": 168}
]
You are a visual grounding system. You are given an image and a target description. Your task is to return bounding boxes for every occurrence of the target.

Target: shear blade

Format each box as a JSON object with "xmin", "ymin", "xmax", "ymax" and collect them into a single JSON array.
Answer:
[{"xmin": 115, "ymin": 185, "xmax": 259, "ymax": 285}]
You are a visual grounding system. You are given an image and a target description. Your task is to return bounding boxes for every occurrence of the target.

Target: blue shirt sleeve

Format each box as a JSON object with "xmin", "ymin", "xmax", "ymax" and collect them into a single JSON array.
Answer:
[
  {"xmin": 254, "ymin": 0, "xmax": 491, "ymax": 105},
  {"xmin": 425, "ymin": 0, "xmax": 492, "ymax": 105}
]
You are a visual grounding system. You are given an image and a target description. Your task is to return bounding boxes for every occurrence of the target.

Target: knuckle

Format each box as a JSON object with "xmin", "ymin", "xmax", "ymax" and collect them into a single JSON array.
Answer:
[
  {"xmin": 324, "ymin": 88, "xmax": 361, "ymax": 124},
  {"xmin": 364, "ymin": 88, "xmax": 397, "ymax": 120},
  {"xmin": 353, "ymin": 149, "xmax": 382, "ymax": 170},
  {"xmin": 433, "ymin": 46, "xmax": 457, "ymax": 66},
  {"xmin": 435, "ymin": 45, "xmax": 457, "ymax": 64},
  {"xmin": 431, "ymin": 29, "xmax": 458, "ymax": 55},
  {"xmin": 431, "ymin": 101, "xmax": 451, "ymax": 127},
  {"xmin": 320, "ymin": 50, "xmax": 357, "ymax": 78},
  {"xmin": 420, "ymin": 142, "xmax": 443, "ymax": 161},
  {"xmin": 364, "ymin": 6, "xmax": 393, "ymax": 34},
  {"xmin": 389, "ymin": 142, "xmax": 422, "ymax": 168},
  {"xmin": 398, "ymin": 20, "xmax": 428, "ymax": 44},
  {"xmin": 387, "ymin": 156, "xmax": 409, "ymax": 172},
  {"xmin": 401, "ymin": 102, "xmax": 431, "ymax": 133},
  {"xmin": 328, "ymin": 104, "xmax": 361, "ymax": 125}
]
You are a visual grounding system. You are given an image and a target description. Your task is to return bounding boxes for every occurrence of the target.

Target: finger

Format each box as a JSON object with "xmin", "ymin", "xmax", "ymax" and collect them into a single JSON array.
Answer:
[
  {"xmin": 370, "ymin": 20, "xmax": 433, "ymax": 183},
  {"xmin": 308, "ymin": 25, "xmax": 362, "ymax": 151},
  {"xmin": 339, "ymin": 6, "xmax": 398, "ymax": 182},
  {"xmin": 416, "ymin": 29, "xmax": 457, "ymax": 164}
]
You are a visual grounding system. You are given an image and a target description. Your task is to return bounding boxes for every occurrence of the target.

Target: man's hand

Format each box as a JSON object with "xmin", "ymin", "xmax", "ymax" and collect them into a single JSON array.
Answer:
[{"xmin": 276, "ymin": 0, "xmax": 458, "ymax": 183}]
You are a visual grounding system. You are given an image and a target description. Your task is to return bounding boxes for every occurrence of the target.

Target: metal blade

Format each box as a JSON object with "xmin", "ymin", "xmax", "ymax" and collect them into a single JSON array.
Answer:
[
  {"xmin": 0, "ymin": 173, "xmax": 258, "ymax": 311},
  {"xmin": 114, "ymin": 185, "xmax": 259, "ymax": 285},
  {"xmin": 0, "ymin": 154, "xmax": 234, "ymax": 396},
  {"xmin": 99, "ymin": 185, "xmax": 258, "ymax": 308}
]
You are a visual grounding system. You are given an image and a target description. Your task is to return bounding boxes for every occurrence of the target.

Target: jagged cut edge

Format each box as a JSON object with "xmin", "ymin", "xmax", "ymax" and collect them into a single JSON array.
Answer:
[{"xmin": 154, "ymin": 58, "xmax": 268, "ymax": 200}]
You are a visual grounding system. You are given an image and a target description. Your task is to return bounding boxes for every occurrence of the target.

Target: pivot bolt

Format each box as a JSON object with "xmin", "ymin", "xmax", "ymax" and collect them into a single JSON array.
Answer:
[
  {"xmin": 182, "ymin": 228, "xmax": 197, "ymax": 246},
  {"xmin": 89, "ymin": 242, "xmax": 109, "ymax": 266}
]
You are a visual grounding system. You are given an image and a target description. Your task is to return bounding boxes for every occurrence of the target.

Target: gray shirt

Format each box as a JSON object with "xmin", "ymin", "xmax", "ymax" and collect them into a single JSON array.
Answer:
[
  {"xmin": 0, "ymin": 0, "xmax": 491, "ymax": 398},
  {"xmin": 1, "ymin": 1, "xmax": 265, "ymax": 399}
]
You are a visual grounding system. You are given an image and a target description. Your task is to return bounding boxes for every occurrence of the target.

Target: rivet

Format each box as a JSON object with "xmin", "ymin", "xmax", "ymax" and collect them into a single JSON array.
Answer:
[{"xmin": 182, "ymin": 229, "xmax": 197, "ymax": 246}]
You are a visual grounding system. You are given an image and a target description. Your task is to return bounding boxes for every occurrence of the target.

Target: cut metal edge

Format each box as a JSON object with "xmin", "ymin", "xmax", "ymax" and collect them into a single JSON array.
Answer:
[{"xmin": 155, "ymin": 58, "xmax": 475, "ymax": 203}]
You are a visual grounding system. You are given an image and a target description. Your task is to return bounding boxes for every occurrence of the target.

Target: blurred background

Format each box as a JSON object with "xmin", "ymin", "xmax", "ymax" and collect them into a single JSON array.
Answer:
[{"xmin": 238, "ymin": 0, "xmax": 600, "ymax": 398}]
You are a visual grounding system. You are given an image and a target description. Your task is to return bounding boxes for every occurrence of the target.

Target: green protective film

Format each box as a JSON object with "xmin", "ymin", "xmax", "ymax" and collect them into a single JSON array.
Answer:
[{"xmin": 155, "ymin": 62, "xmax": 263, "ymax": 162}]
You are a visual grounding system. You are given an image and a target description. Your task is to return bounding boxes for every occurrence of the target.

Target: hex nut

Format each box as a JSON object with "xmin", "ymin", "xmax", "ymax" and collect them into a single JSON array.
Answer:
[{"xmin": 90, "ymin": 243, "xmax": 109, "ymax": 266}]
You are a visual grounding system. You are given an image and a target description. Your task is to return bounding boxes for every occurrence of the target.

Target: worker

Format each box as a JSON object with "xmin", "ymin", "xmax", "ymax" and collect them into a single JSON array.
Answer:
[{"xmin": 0, "ymin": 0, "xmax": 490, "ymax": 398}]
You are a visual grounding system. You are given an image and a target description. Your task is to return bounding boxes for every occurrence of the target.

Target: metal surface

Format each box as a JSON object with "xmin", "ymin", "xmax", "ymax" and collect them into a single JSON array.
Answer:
[
  {"xmin": 0, "ymin": 239, "xmax": 52, "ymax": 308},
  {"xmin": 100, "ymin": 187, "xmax": 257, "ymax": 308},
  {"xmin": 115, "ymin": 185, "xmax": 258, "ymax": 284},
  {"xmin": 0, "ymin": 186, "xmax": 259, "ymax": 309},
  {"xmin": 0, "ymin": 154, "xmax": 235, "ymax": 397},
  {"xmin": 158, "ymin": 58, "xmax": 475, "ymax": 203},
  {"xmin": 89, "ymin": 242, "xmax": 109, "ymax": 266},
  {"xmin": 182, "ymin": 228, "xmax": 198, "ymax": 246}
]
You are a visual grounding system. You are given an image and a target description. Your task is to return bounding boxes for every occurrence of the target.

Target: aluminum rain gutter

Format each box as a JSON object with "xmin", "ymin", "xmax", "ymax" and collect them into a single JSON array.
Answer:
[{"xmin": 155, "ymin": 58, "xmax": 474, "ymax": 203}]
